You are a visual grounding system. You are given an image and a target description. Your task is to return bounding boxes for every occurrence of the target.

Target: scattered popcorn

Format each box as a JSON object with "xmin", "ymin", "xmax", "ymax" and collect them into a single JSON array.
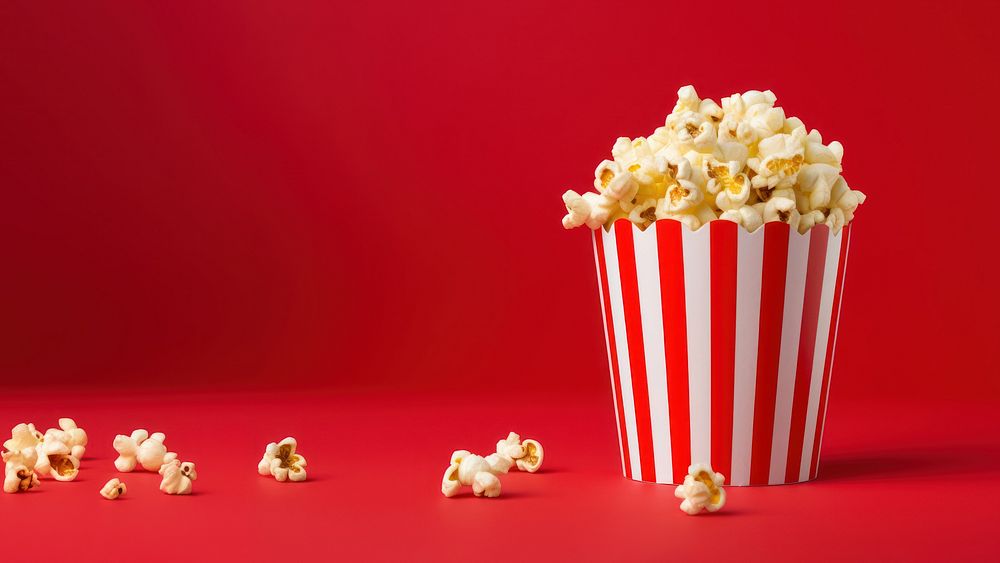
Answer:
[
  {"xmin": 257, "ymin": 437, "xmax": 307, "ymax": 482},
  {"xmin": 113, "ymin": 429, "xmax": 177, "ymax": 472},
  {"xmin": 560, "ymin": 86, "xmax": 865, "ymax": 234},
  {"xmin": 674, "ymin": 463, "xmax": 727, "ymax": 515},
  {"xmin": 100, "ymin": 478, "xmax": 127, "ymax": 500},
  {"xmin": 493, "ymin": 432, "xmax": 544, "ymax": 474},
  {"xmin": 441, "ymin": 450, "xmax": 502, "ymax": 498},
  {"xmin": 2, "ymin": 448, "xmax": 40, "ymax": 494},
  {"xmin": 159, "ymin": 460, "xmax": 197, "ymax": 495}
]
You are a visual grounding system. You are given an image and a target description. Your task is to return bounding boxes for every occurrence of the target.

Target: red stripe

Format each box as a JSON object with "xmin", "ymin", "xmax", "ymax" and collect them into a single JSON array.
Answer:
[
  {"xmin": 614, "ymin": 221, "xmax": 656, "ymax": 482},
  {"xmin": 594, "ymin": 229, "xmax": 632, "ymax": 478},
  {"xmin": 810, "ymin": 223, "xmax": 851, "ymax": 479},
  {"xmin": 749, "ymin": 222, "xmax": 790, "ymax": 485},
  {"xmin": 710, "ymin": 221, "xmax": 737, "ymax": 480},
  {"xmin": 656, "ymin": 220, "xmax": 690, "ymax": 483},
  {"xmin": 784, "ymin": 226, "xmax": 830, "ymax": 482}
]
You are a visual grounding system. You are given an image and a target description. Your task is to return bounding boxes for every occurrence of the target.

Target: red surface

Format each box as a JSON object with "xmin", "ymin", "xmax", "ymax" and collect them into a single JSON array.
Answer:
[
  {"xmin": 0, "ymin": 391, "xmax": 997, "ymax": 561},
  {"xmin": 1, "ymin": 0, "xmax": 999, "ymax": 559}
]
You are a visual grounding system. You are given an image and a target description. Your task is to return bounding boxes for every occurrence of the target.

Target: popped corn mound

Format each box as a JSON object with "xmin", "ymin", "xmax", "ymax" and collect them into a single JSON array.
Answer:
[{"xmin": 561, "ymin": 86, "xmax": 866, "ymax": 234}]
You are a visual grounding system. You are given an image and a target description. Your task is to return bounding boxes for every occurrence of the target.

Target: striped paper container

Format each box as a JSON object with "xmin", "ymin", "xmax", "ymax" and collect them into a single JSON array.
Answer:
[{"xmin": 592, "ymin": 218, "xmax": 852, "ymax": 486}]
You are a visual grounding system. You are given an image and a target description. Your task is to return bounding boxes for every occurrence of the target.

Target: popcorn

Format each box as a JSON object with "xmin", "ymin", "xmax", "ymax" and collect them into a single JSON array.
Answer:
[
  {"xmin": 705, "ymin": 160, "xmax": 751, "ymax": 211},
  {"xmin": 483, "ymin": 452, "xmax": 514, "ymax": 474},
  {"xmin": 516, "ymin": 439, "xmax": 544, "ymax": 473},
  {"xmin": 798, "ymin": 209, "xmax": 827, "ymax": 234},
  {"xmin": 753, "ymin": 128, "xmax": 807, "ymax": 190},
  {"xmin": 257, "ymin": 437, "xmax": 307, "ymax": 482},
  {"xmin": 2, "ymin": 448, "xmax": 40, "ymax": 493},
  {"xmin": 559, "ymin": 86, "xmax": 865, "ymax": 233},
  {"xmin": 674, "ymin": 463, "xmax": 727, "ymax": 515},
  {"xmin": 55, "ymin": 418, "xmax": 87, "ymax": 459},
  {"xmin": 797, "ymin": 163, "xmax": 841, "ymax": 211},
  {"xmin": 562, "ymin": 190, "xmax": 614, "ymax": 230},
  {"xmin": 3, "ymin": 423, "xmax": 41, "ymax": 454},
  {"xmin": 159, "ymin": 460, "xmax": 197, "ymax": 495},
  {"xmin": 113, "ymin": 429, "xmax": 177, "ymax": 472},
  {"xmin": 720, "ymin": 205, "xmax": 763, "ymax": 232},
  {"xmin": 137, "ymin": 432, "xmax": 176, "ymax": 471},
  {"xmin": 100, "ymin": 478, "xmax": 127, "ymax": 500},
  {"xmin": 441, "ymin": 450, "xmax": 502, "ymax": 498},
  {"xmin": 35, "ymin": 439, "xmax": 79, "ymax": 481},
  {"xmin": 627, "ymin": 198, "xmax": 659, "ymax": 230},
  {"xmin": 494, "ymin": 432, "xmax": 544, "ymax": 473}
]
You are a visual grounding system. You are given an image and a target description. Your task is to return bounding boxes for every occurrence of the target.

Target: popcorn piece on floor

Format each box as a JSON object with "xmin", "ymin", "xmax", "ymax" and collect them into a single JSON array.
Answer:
[
  {"xmin": 441, "ymin": 450, "xmax": 502, "ymax": 498},
  {"xmin": 257, "ymin": 437, "xmax": 307, "ymax": 482},
  {"xmin": 35, "ymin": 439, "xmax": 80, "ymax": 481},
  {"xmin": 137, "ymin": 432, "xmax": 177, "ymax": 471},
  {"xmin": 100, "ymin": 478, "xmax": 127, "ymax": 500},
  {"xmin": 516, "ymin": 439, "xmax": 544, "ymax": 473},
  {"xmin": 495, "ymin": 432, "xmax": 544, "ymax": 473},
  {"xmin": 45, "ymin": 418, "xmax": 88, "ymax": 460},
  {"xmin": 3, "ymin": 423, "xmax": 42, "ymax": 454},
  {"xmin": 113, "ymin": 430, "xmax": 147, "ymax": 472},
  {"xmin": 2, "ymin": 448, "xmax": 40, "ymax": 494},
  {"xmin": 674, "ymin": 463, "xmax": 726, "ymax": 515},
  {"xmin": 114, "ymin": 430, "xmax": 177, "ymax": 472},
  {"xmin": 159, "ymin": 460, "xmax": 197, "ymax": 495},
  {"xmin": 484, "ymin": 452, "xmax": 513, "ymax": 474}
]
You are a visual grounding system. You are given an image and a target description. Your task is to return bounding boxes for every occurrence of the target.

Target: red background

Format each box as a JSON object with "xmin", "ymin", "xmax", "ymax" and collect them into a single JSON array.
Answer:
[{"xmin": 2, "ymin": 0, "xmax": 998, "ymax": 560}]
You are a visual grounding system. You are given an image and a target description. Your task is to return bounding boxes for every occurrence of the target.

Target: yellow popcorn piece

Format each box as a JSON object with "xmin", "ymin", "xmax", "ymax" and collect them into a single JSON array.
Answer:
[
  {"xmin": 705, "ymin": 160, "xmax": 751, "ymax": 211},
  {"xmin": 674, "ymin": 463, "xmax": 726, "ymax": 515}
]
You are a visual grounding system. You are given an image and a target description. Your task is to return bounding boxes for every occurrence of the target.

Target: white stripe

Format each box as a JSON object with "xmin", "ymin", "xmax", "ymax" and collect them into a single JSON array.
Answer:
[
  {"xmin": 594, "ymin": 232, "xmax": 627, "ymax": 476},
  {"xmin": 682, "ymin": 226, "xmax": 712, "ymax": 467},
  {"xmin": 731, "ymin": 228, "xmax": 764, "ymax": 486},
  {"xmin": 603, "ymin": 226, "xmax": 642, "ymax": 480},
  {"xmin": 769, "ymin": 228, "xmax": 809, "ymax": 484},
  {"xmin": 798, "ymin": 229, "xmax": 842, "ymax": 481},
  {"xmin": 634, "ymin": 225, "xmax": 672, "ymax": 483},
  {"xmin": 814, "ymin": 227, "xmax": 852, "ymax": 475}
]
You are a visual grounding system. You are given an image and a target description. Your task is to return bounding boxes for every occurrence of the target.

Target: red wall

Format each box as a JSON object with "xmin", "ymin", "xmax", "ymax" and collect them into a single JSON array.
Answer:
[{"xmin": 2, "ymin": 0, "xmax": 998, "ymax": 397}]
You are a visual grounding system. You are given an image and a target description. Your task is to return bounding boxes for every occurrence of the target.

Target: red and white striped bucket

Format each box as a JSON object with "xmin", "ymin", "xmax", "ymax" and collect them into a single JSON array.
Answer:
[{"xmin": 592, "ymin": 219, "xmax": 852, "ymax": 485}]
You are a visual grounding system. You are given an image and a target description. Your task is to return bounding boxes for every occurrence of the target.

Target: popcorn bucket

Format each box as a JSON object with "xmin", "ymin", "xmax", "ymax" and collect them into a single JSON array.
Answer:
[{"xmin": 592, "ymin": 219, "xmax": 852, "ymax": 485}]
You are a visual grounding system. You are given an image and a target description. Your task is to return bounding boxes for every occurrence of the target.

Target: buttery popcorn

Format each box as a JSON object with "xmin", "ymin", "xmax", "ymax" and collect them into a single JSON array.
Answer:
[
  {"xmin": 257, "ymin": 437, "xmax": 307, "ymax": 482},
  {"xmin": 560, "ymin": 86, "xmax": 866, "ymax": 234},
  {"xmin": 674, "ymin": 463, "xmax": 727, "ymax": 515}
]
